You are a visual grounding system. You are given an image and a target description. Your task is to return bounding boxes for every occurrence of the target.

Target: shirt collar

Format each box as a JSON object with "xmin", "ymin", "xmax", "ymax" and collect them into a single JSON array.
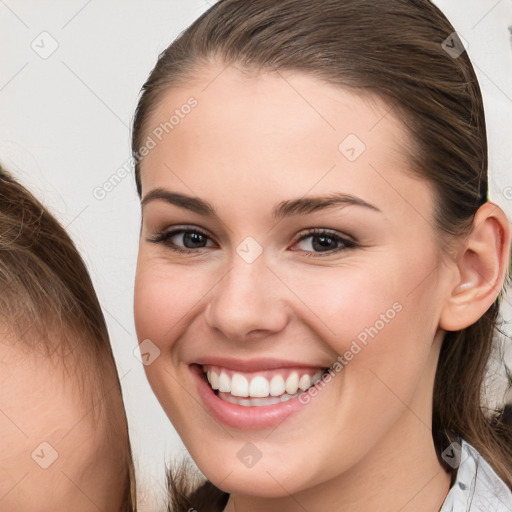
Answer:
[{"xmin": 440, "ymin": 439, "xmax": 512, "ymax": 511}]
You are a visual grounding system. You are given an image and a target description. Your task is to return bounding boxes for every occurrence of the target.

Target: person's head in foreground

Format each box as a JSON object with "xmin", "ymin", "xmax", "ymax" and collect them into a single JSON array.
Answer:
[
  {"xmin": 0, "ymin": 166, "xmax": 136, "ymax": 511},
  {"xmin": 132, "ymin": 0, "xmax": 512, "ymax": 511}
]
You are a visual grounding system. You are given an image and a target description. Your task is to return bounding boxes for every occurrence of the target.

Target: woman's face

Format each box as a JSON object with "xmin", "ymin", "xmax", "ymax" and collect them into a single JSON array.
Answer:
[
  {"xmin": 0, "ymin": 332, "xmax": 128, "ymax": 510},
  {"xmin": 134, "ymin": 64, "xmax": 457, "ymax": 496}
]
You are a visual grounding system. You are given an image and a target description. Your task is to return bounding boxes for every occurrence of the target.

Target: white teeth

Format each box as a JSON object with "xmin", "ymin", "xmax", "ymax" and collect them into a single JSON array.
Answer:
[
  {"xmin": 249, "ymin": 396, "xmax": 280, "ymax": 406},
  {"xmin": 220, "ymin": 395, "xmax": 283, "ymax": 407},
  {"xmin": 204, "ymin": 366, "xmax": 326, "ymax": 402},
  {"xmin": 231, "ymin": 373, "xmax": 249, "ymax": 397},
  {"xmin": 298, "ymin": 374, "xmax": 311, "ymax": 391},
  {"xmin": 249, "ymin": 376, "xmax": 270, "ymax": 398},
  {"xmin": 218, "ymin": 371, "xmax": 231, "ymax": 393},
  {"xmin": 269, "ymin": 375, "xmax": 286, "ymax": 396},
  {"xmin": 281, "ymin": 392, "xmax": 300, "ymax": 402},
  {"xmin": 312, "ymin": 370, "xmax": 323, "ymax": 384},
  {"xmin": 218, "ymin": 392, "xmax": 301, "ymax": 407},
  {"xmin": 209, "ymin": 370, "xmax": 219, "ymax": 390},
  {"xmin": 285, "ymin": 372, "xmax": 299, "ymax": 395}
]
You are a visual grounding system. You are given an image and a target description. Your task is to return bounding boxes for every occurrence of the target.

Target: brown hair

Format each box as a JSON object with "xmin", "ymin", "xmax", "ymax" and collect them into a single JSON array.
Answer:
[
  {"xmin": 130, "ymin": 0, "xmax": 512, "ymax": 508},
  {"xmin": 0, "ymin": 164, "xmax": 137, "ymax": 511}
]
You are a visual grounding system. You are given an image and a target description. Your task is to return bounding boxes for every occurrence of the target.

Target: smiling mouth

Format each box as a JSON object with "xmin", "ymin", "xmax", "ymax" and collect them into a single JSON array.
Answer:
[{"xmin": 202, "ymin": 365, "xmax": 327, "ymax": 407}]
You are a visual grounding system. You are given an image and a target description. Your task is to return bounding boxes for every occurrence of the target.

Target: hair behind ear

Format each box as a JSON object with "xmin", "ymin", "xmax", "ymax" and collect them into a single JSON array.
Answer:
[{"xmin": 433, "ymin": 302, "xmax": 512, "ymax": 487}]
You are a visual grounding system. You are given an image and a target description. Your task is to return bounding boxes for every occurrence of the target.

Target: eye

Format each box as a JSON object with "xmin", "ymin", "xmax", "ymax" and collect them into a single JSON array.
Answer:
[
  {"xmin": 149, "ymin": 227, "xmax": 216, "ymax": 253},
  {"xmin": 291, "ymin": 228, "xmax": 356, "ymax": 256}
]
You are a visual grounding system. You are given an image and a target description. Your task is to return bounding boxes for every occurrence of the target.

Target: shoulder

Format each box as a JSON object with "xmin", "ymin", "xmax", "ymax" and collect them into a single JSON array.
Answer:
[{"xmin": 440, "ymin": 439, "xmax": 512, "ymax": 512}]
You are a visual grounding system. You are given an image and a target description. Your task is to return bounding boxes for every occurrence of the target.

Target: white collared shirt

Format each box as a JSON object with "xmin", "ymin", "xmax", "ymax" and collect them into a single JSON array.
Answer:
[{"xmin": 440, "ymin": 439, "xmax": 512, "ymax": 511}]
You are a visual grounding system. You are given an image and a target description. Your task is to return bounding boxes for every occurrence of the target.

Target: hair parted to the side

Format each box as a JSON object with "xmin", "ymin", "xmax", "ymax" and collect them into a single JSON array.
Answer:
[
  {"xmin": 130, "ymin": 0, "xmax": 512, "ymax": 508},
  {"xmin": 0, "ymin": 164, "xmax": 137, "ymax": 511}
]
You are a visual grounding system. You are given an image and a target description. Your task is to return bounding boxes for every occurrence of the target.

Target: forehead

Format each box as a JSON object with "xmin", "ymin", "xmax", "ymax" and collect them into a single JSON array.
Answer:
[
  {"xmin": 139, "ymin": 63, "xmax": 432, "ymax": 220},
  {"xmin": 144, "ymin": 63, "xmax": 409, "ymax": 154}
]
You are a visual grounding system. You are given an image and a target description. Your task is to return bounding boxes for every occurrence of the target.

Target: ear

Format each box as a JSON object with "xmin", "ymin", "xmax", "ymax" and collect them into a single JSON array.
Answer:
[{"xmin": 439, "ymin": 202, "xmax": 511, "ymax": 331}]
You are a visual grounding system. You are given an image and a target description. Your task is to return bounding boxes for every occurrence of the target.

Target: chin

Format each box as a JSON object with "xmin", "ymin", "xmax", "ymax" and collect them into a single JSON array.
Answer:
[
  {"xmin": 181, "ymin": 434, "xmax": 328, "ymax": 499},
  {"xmin": 203, "ymin": 462, "xmax": 307, "ymax": 498}
]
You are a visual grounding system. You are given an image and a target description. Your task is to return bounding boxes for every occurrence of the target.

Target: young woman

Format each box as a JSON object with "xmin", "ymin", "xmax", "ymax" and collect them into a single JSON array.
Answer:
[
  {"xmin": 0, "ymin": 166, "xmax": 136, "ymax": 511},
  {"xmin": 131, "ymin": 1, "xmax": 512, "ymax": 510}
]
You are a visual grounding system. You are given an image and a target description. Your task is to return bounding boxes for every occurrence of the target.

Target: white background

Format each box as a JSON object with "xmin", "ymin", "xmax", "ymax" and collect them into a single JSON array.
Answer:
[{"xmin": 1, "ymin": 1, "xmax": 511, "ymax": 510}]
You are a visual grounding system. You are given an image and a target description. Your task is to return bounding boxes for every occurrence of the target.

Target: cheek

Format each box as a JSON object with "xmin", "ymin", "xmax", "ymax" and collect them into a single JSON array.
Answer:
[
  {"xmin": 279, "ymin": 260, "xmax": 400, "ymax": 347},
  {"xmin": 134, "ymin": 256, "xmax": 211, "ymax": 347},
  {"xmin": 133, "ymin": 255, "xmax": 216, "ymax": 418},
  {"xmin": 282, "ymin": 253, "xmax": 442, "ymax": 386}
]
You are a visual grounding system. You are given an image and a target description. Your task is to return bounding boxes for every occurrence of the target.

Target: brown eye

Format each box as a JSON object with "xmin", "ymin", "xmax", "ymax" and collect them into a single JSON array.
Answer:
[
  {"xmin": 291, "ymin": 229, "xmax": 356, "ymax": 256},
  {"xmin": 178, "ymin": 231, "xmax": 209, "ymax": 249},
  {"xmin": 150, "ymin": 227, "xmax": 216, "ymax": 252}
]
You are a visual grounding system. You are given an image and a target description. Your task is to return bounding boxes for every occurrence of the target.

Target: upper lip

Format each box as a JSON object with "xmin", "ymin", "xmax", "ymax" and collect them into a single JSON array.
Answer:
[{"xmin": 192, "ymin": 357, "xmax": 329, "ymax": 373}]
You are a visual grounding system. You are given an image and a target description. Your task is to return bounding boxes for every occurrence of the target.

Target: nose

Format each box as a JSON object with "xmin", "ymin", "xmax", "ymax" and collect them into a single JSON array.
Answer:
[{"xmin": 204, "ymin": 252, "xmax": 289, "ymax": 341}]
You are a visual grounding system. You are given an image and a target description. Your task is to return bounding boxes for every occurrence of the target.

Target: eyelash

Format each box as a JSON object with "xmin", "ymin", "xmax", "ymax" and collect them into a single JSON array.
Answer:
[
  {"xmin": 294, "ymin": 228, "xmax": 357, "ymax": 257},
  {"xmin": 148, "ymin": 226, "xmax": 357, "ymax": 257},
  {"xmin": 149, "ymin": 227, "xmax": 214, "ymax": 255}
]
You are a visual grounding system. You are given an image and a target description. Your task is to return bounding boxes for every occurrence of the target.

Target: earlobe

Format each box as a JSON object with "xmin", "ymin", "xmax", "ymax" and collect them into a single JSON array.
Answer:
[{"xmin": 439, "ymin": 202, "xmax": 511, "ymax": 332}]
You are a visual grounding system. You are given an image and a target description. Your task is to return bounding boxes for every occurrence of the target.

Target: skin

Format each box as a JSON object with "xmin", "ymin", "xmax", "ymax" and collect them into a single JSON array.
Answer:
[
  {"xmin": 134, "ymin": 63, "xmax": 510, "ymax": 512},
  {"xmin": 0, "ymin": 329, "xmax": 128, "ymax": 512}
]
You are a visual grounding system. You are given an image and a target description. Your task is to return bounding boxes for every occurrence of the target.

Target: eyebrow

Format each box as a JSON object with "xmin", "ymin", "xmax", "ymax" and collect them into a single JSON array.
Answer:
[
  {"xmin": 272, "ymin": 192, "xmax": 381, "ymax": 219},
  {"xmin": 142, "ymin": 188, "xmax": 215, "ymax": 215},
  {"xmin": 141, "ymin": 188, "xmax": 381, "ymax": 219}
]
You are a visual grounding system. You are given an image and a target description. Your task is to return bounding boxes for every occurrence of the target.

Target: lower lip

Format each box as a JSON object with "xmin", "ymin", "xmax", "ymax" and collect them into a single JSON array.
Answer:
[{"xmin": 191, "ymin": 364, "xmax": 313, "ymax": 430}]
